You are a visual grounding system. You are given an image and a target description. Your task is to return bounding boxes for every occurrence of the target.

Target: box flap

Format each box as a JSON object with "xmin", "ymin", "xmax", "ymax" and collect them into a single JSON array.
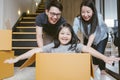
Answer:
[
  {"xmin": 19, "ymin": 54, "xmax": 36, "ymax": 69},
  {"xmin": 90, "ymin": 57, "xmax": 94, "ymax": 78},
  {"xmin": 0, "ymin": 51, "xmax": 14, "ymax": 79},
  {"xmin": 36, "ymin": 53, "xmax": 92, "ymax": 80},
  {"xmin": 0, "ymin": 30, "xmax": 12, "ymax": 50}
]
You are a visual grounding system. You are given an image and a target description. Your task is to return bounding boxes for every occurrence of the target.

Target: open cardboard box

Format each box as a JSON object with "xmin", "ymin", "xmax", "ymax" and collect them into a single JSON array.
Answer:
[
  {"xmin": 20, "ymin": 53, "xmax": 94, "ymax": 80},
  {"xmin": 0, "ymin": 51, "xmax": 14, "ymax": 79},
  {"xmin": 0, "ymin": 30, "xmax": 12, "ymax": 50}
]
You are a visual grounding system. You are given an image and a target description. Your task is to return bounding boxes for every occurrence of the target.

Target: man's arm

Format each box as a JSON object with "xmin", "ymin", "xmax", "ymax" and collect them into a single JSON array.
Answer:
[{"xmin": 36, "ymin": 26, "xmax": 43, "ymax": 47}]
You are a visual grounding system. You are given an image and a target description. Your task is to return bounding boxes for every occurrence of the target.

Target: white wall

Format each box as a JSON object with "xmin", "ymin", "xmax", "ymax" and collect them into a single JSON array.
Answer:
[
  {"xmin": 95, "ymin": 0, "xmax": 104, "ymax": 16},
  {"xmin": 95, "ymin": 0, "xmax": 117, "ymax": 19},
  {"xmin": 104, "ymin": 0, "xmax": 117, "ymax": 27},
  {"xmin": 95, "ymin": 0, "xmax": 117, "ymax": 27},
  {"xmin": 3, "ymin": 0, "xmax": 33, "ymax": 29},
  {"xmin": 104, "ymin": 0, "xmax": 117, "ymax": 19},
  {"xmin": 95, "ymin": 0, "xmax": 101, "ymax": 13},
  {"xmin": 0, "ymin": 0, "xmax": 4, "ymax": 29},
  {"xmin": 1, "ymin": 0, "xmax": 41, "ymax": 29}
]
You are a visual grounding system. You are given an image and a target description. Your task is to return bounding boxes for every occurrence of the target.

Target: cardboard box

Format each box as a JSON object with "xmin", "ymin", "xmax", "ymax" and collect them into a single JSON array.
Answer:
[
  {"xmin": 0, "ymin": 30, "xmax": 12, "ymax": 50},
  {"xmin": 20, "ymin": 53, "xmax": 94, "ymax": 80},
  {"xmin": 0, "ymin": 51, "xmax": 14, "ymax": 79}
]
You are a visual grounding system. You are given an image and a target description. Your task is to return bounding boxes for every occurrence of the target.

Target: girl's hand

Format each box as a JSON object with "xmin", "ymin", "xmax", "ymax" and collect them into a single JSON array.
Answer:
[
  {"xmin": 4, "ymin": 57, "xmax": 19, "ymax": 64},
  {"xmin": 105, "ymin": 56, "xmax": 120, "ymax": 65}
]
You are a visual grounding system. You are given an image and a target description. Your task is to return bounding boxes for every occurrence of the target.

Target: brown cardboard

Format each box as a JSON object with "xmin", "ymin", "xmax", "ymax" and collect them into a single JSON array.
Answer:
[
  {"xmin": 0, "ymin": 30, "xmax": 12, "ymax": 50},
  {"xmin": 0, "ymin": 51, "xmax": 14, "ymax": 79},
  {"xmin": 20, "ymin": 53, "xmax": 94, "ymax": 80},
  {"xmin": 20, "ymin": 54, "xmax": 36, "ymax": 69}
]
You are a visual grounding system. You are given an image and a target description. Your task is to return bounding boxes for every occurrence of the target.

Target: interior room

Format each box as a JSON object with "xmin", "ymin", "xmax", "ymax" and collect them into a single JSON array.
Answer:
[{"xmin": 0, "ymin": 0, "xmax": 120, "ymax": 80}]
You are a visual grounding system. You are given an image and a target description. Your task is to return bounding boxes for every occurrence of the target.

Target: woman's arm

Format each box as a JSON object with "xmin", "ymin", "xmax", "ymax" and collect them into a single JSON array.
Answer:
[
  {"xmin": 87, "ymin": 34, "xmax": 95, "ymax": 47},
  {"xmin": 4, "ymin": 48, "xmax": 42, "ymax": 64},
  {"xmin": 73, "ymin": 17, "xmax": 80, "ymax": 34},
  {"xmin": 81, "ymin": 45, "xmax": 120, "ymax": 65}
]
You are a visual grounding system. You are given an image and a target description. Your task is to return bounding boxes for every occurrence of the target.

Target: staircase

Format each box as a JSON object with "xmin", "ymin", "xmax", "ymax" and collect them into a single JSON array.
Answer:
[{"xmin": 12, "ymin": 1, "xmax": 45, "ymax": 66}]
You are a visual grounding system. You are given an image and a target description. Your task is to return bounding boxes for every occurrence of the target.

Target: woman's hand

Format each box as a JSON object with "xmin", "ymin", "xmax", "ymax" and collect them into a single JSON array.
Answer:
[
  {"xmin": 104, "ymin": 56, "xmax": 120, "ymax": 65},
  {"xmin": 4, "ymin": 57, "xmax": 20, "ymax": 64}
]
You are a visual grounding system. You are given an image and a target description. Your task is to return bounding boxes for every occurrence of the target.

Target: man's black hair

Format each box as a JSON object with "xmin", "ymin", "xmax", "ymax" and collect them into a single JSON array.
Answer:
[{"xmin": 46, "ymin": 1, "xmax": 63, "ymax": 12}]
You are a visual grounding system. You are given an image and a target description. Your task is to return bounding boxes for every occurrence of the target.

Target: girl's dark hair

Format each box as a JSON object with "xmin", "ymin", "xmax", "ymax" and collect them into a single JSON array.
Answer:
[
  {"xmin": 80, "ymin": 0, "xmax": 98, "ymax": 35},
  {"xmin": 46, "ymin": 1, "xmax": 63, "ymax": 12},
  {"xmin": 53, "ymin": 23, "xmax": 80, "ymax": 51}
]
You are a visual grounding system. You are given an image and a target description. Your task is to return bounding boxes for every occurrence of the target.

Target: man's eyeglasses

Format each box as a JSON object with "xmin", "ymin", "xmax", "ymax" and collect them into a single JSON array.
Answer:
[{"xmin": 49, "ymin": 12, "xmax": 61, "ymax": 17}]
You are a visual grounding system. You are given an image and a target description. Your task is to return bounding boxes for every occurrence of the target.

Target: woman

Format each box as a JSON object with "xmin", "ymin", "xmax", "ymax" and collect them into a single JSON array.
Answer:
[
  {"xmin": 5, "ymin": 23, "xmax": 119, "ymax": 67},
  {"xmin": 73, "ymin": 0, "xmax": 108, "ymax": 74}
]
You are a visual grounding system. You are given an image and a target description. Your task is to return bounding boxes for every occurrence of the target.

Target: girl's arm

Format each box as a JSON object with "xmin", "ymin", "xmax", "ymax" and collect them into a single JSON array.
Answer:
[
  {"xmin": 4, "ymin": 48, "xmax": 42, "ymax": 64},
  {"xmin": 81, "ymin": 45, "xmax": 120, "ymax": 65}
]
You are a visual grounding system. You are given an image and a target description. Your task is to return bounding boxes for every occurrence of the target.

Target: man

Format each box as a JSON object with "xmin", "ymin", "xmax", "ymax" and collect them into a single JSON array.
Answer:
[{"xmin": 35, "ymin": 1, "xmax": 66, "ymax": 47}]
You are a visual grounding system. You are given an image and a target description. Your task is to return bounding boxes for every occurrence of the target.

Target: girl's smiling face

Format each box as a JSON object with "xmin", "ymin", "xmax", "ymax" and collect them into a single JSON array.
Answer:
[{"xmin": 58, "ymin": 27, "xmax": 72, "ymax": 45}]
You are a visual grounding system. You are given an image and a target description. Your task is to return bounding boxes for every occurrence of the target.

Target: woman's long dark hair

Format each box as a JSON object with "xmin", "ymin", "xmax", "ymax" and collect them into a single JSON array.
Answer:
[
  {"xmin": 53, "ymin": 23, "xmax": 80, "ymax": 51},
  {"xmin": 80, "ymin": 0, "xmax": 98, "ymax": 36}
]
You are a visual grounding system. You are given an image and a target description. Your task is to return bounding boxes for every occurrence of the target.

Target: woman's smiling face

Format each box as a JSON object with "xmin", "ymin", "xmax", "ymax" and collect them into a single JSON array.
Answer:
[
  {"xmin": 58, "ymin": 27, "xmax": 72, "ymax": 45},
  {"xmin": 81, "ymin": 6, "xmax": 93, "ymax": 21}
]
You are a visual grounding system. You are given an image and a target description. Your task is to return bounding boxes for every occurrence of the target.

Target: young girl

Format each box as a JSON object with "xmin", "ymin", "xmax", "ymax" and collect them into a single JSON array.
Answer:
[{"xmin": 5, "ymin": 23, "xmax": 120, "ymax": 65}]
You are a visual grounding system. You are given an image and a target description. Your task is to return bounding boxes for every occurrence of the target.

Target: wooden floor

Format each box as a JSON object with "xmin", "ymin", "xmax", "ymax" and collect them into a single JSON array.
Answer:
[
  {"xmin": 3, "ymin": 65, "xmax": 118, "ymax": 80},
  {"xmin": 4, "ymin": 67, "xmax": 35, "ymax": 80}
]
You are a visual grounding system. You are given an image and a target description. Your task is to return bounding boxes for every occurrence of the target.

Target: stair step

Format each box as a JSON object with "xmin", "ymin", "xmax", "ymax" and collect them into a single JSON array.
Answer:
[
  {"xmin": 12, "ymin": 41, "xmax": 37, "ymax": 47},
  {"xmin": 37, "ymin": 9, "xmax": 45, "ymax": 11},
  {"xmin": 18, "ymin": 21, "xmax": 35, "ymax": 26},
  {"xmin": 23, "ymin": 17, "xmax": 35, "ymax": 19},
  {"xmin": 13, "ymin": 49, "xmax": 31, "ymax": 55},
  {"xmin": 22, "ymin": 17, "xmax": 35, "ymax": 21},
  {"xmin": 13, "ymin": 49, "xmax": 31, "ymax": 56},
  {"xmin": 36, "ymin": 10, "xmax": 44, "ymax": 13},
  {"xmin": 21, "ymin": 19, "xmax": 35, "ymax": 21},
  {"xmin": 16, "ymin": 27, "xmax": 36, "ymax": 32},
  {"xmin": 16, "ymin": 26, "xmax": 36, "ymax": 28},
  {"xmin": 36, "ymin": 12, "xmax": 41, "ymax": 14},
  {"xmin": 12, "ymin": 32, "xmax": 36, "ymax": 39},
  {"xmin": 13, "ymin": 47, "xmax": 37, "ymax": 49},
  {"xmin": 12, "ymin": 34, "xmax": 36, "ymax": 39},
  {"xmin": 38, "ymin": 7, "xmax": 45, "ymax": 9},
  {"xmin": 12, "ymin": 39, "xmax": 37, "ymax": 41},
  {"xmin": 38, "ymin": 4, "xmax": 45, "ymax": 7},
  {"xmin": 25, "ymin": 13, "xmax": 39, "ymax": 17},
  {"xmin": 21, "ymin": 17, "xmax": 35, "ymax": 22},
  {"xmin": 13, "ymin": 32, "xmax": 36, "ymax": 34},
  {"xmin": 20, "ymin": 22, "xmax": 35, "ymax": 23}
]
